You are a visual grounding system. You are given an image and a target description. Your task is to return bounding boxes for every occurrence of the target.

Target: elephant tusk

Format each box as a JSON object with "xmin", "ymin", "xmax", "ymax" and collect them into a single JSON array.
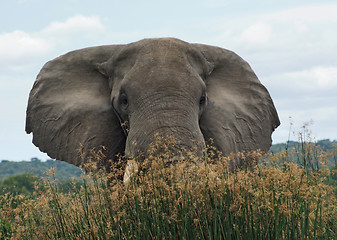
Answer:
[{"xmin": 123, "ymin": 160, "xmax": 139, "ymax": 185}]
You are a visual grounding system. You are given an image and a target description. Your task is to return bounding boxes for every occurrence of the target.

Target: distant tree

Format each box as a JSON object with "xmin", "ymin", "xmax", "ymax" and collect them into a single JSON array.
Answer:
[
  {"xmin": 30, "ymin": 157, "xmax": 41, "ymax": 162},
  {"xmin": 0, "ymin": 173, "xmax": 39, "ymax": 195}
]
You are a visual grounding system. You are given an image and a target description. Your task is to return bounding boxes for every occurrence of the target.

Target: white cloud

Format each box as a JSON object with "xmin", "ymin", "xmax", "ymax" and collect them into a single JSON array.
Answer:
[
  {"xmin": 42, "ymin": 15, "xmax": 105, "ymax": 37},
  {"xmin": 0, "ymin": 15, "xmax": 106, "ymax": 72},
  {"xmin": 268, "ymin": 65, "xmax": 337, "ymax": 143},
  {"xmin": 206, "ymin": 2, "xmax": 336, "ymax": 84},
  {"xmin": 313, "ymin": 67, "xmax": 337, "ymax": 88},
  {"xmin": 270, "ymin": 3, "xmax": 337, "ymax": 22},
  {"xmin": 302, "ymin": 67, "xmax": 337, "ymax": 89},
  {"xmin": 294, "ymin": 21, "xmax": 309, "ymax": 33},
  {"xmin": 212, "ymin": 3, "xmax": 337, "ymax": 50},
  {"xmin": 260, "ymin": 3, "xmax": 337, "ymax": 49},
  {"xmin": 272, "ymin": 101, "xmax": 337, "ymax": 144},
  {"xmin": 0, "ymin": 31, "xmax": 51, "ymax": 71},
  {"xmin": 239, "ymin": 23, "xmax": 272, "ymax": 44},
  {"xmin": 269, "ymin": 66, "xmax": 337, "ymax": 93}
]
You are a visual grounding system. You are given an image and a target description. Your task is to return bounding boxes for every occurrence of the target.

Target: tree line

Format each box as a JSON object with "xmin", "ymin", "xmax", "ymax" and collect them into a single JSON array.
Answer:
[{"xmin": 0, "ymin": 158, "xmax": 82, "ymax": 181}]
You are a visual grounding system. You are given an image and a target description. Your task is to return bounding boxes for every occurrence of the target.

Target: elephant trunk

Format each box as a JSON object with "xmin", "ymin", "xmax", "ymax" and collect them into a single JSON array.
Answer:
[
  {"xmin": 123, "ymin": 120, "xmax": 205, "ymax": 184},
  {"xmin": 124, "ymin": 95, "xmax": 206, "ymax": 160}
]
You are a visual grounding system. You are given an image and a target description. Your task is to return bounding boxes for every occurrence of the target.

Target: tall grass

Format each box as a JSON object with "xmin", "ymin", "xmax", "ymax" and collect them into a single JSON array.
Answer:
[{"xmin": 1, "ymin": 139, "xmax": 336, "ymax": 239}]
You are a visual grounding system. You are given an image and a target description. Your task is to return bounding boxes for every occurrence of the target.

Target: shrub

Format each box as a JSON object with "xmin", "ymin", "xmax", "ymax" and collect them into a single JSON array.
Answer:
[{"xmin": 0, "ymin": 173, "xmax": 39, "ymax": 195}]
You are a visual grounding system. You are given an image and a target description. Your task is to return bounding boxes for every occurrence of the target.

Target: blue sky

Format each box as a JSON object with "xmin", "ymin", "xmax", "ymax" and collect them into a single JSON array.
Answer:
[{"xmin": 1, "ymin": 0, "xmax": 337, "ymax": 161}]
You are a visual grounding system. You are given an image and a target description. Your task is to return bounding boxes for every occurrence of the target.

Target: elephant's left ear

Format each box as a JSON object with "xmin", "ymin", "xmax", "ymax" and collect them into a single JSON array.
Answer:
[
  {"xmin": 194, "ymin": 44, "xmax": 280, "ymax": 156},
  {"xmin": 26, "ymin": 45, "xmax": 126, "ymax": 167}
]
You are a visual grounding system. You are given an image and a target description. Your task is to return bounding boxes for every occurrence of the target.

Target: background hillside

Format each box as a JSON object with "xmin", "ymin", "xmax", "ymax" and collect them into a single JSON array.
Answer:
[
  {"xmin": 0, "ymin": 158, "xmax": 82, "ymax": 181},
  {"xmin": 270, "ymin": 139, "xmax": 337, "ymax": 153}
]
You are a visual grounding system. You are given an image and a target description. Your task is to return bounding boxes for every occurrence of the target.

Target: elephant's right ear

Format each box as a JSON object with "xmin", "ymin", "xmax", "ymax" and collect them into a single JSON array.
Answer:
[
  {"xmin": 26, "ymin": 45, "xmax": 126, "ymax": 167},
  {"xmin": 195, "ymin": 44, "xmax": 280, "ymax": 157}
]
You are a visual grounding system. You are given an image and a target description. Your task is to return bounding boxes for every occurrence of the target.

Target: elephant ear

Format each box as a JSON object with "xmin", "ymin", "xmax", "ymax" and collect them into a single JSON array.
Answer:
[
  {"xmin": 26, "ymin": 45, "xmax": 126, "ymax": 167},
  {"xmin": 196, "ymin": 44, "xmax": 280, "ymax": 156}
]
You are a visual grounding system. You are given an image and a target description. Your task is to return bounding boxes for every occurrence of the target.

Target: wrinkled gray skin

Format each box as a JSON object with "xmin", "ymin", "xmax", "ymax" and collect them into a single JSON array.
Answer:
[{"xmin": 26, "ymin": 38, "xmax": 280, "ymax": 174}]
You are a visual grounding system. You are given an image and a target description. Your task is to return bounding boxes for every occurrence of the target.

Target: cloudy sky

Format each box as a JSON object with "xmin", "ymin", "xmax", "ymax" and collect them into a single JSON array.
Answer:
[{"xmin": 1, "ymin": 0, "xmax": 336, "ymax": 161}]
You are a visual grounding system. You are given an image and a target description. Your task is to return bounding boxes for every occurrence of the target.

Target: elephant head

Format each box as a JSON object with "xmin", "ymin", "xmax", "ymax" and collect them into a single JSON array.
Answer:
[{"xmin": 26, "ymin": 38, "xmax": 280, "ymax": 174}]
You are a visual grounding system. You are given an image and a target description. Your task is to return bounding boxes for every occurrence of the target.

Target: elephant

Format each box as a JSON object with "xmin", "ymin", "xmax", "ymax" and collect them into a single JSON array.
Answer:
[{"xmin": 26, "ymin": 38, "xmax": 280, "ymax": 178}]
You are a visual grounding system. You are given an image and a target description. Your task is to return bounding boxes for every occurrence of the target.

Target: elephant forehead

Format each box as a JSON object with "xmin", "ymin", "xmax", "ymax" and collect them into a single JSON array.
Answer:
[
  {"xmin": 137, "ymin": 38, "xmax": 189, "ymax": 51},
  {"xmin": 149, "ymin": 41, "xmax": 186, "ymax": 60},
  {"xmin": 124, "ymin": 38, "xmax": 194, "ymax": 63},
  {"xmin": 110, "ymin": 39, "xmax": 192, "ymax": 81},
  {"xmin": 115, "ymin": 38, "xmax": 206, "ymax": 95},
  {"xmin": 125, "ymin": 61, "xmax": 204, "ymax": 92},
  {"xmin": 137, "ymin": 39, "xmax": 208, "ymax": 78}
]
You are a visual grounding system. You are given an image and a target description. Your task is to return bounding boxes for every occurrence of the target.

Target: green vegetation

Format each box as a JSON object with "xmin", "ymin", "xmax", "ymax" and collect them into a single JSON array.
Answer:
[
  {"xmin": 0, "ymin": 173, "xmax": 39, "ymax": 195},
  {"xmin": 0, "ymin": 173, "xmax": 83, "ymax": 196},
  {"xmin": 271, "ymin": 139, "xmax": 337, "ymax": 153},
  {"xmin": 0, "ymin": 158, "xmax": 82, "ymax": 181},
  {"xmin": 0, "ymin": 138, "xmax": 336, "ymax": 239},
  {"xmin": 0, "ymin": 159, "xmax": 83, "ymax": 197},
  {"xmin": 270, "ymin": 139, "xmax": 337, "ymax": 168}
]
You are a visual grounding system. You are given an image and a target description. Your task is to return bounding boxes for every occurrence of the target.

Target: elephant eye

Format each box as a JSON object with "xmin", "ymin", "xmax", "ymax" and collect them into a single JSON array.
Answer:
[
  {"xmin": 199, "ymin": 95, "xmax": 206, "ymax": 107},
  {"xmin": 118, "ymin": 93, "xmax": 128, "ymax": 109}
]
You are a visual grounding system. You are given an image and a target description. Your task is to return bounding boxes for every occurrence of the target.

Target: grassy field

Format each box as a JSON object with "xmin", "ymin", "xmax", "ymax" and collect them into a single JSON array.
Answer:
[{"xmin": 1, "ymin": 140, "xmax": 337, "ymax": 239}]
